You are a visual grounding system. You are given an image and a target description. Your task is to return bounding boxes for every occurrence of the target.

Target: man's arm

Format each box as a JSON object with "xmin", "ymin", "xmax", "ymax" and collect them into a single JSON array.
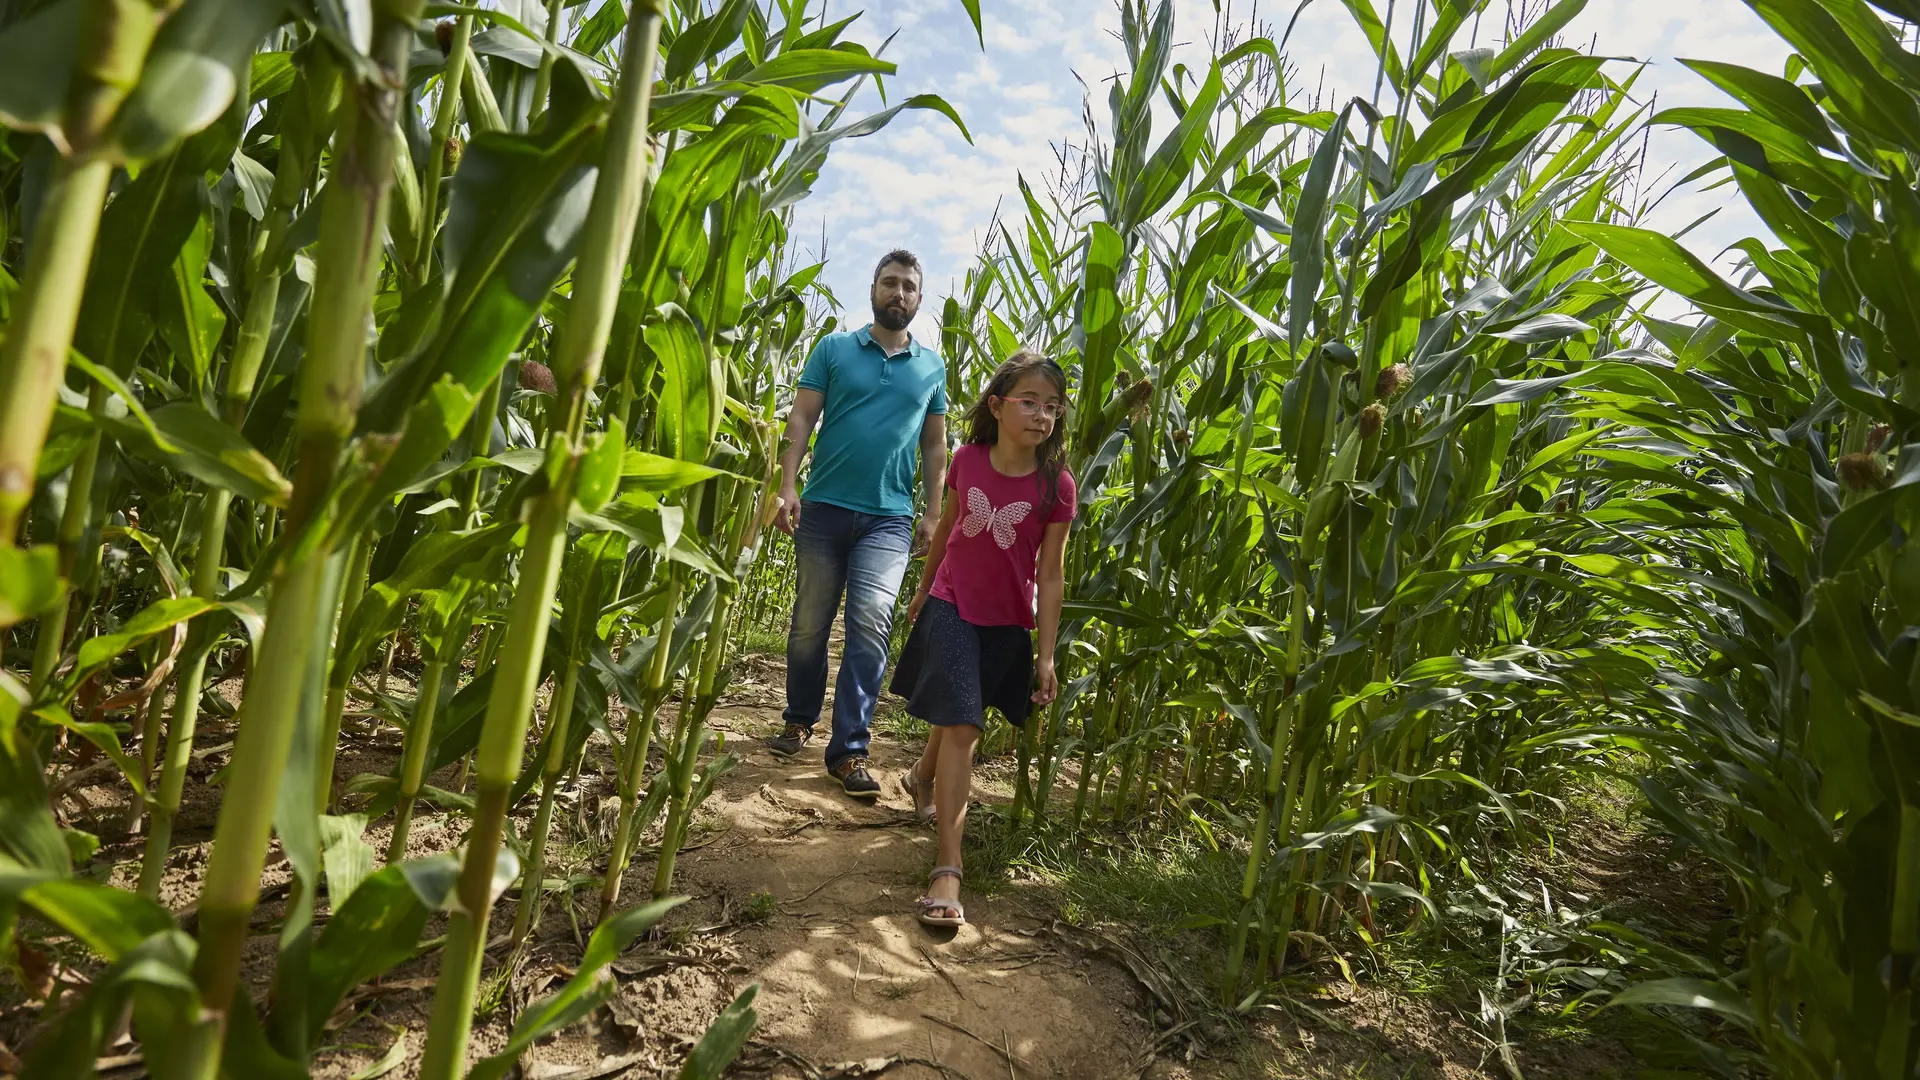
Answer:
[
  {"xmin": 916, "ymin": 412, "xmax": 947, "ymax": 553},
  {"xmin": 773, "ymin": 388, "xmax": 825, "ymax": 534}
]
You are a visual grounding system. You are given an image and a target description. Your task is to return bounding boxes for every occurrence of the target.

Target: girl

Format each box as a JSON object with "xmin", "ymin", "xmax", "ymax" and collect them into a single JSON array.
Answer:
[{"xmin": 890, "ymin": 350, "xmax": 1075, "ymax": 928}]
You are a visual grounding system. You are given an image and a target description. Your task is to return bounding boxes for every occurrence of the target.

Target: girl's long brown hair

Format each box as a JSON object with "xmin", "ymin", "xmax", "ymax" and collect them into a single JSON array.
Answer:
[{"xmin": 961, "ymin": 350, "xmax": 1071, "ymax": 515}]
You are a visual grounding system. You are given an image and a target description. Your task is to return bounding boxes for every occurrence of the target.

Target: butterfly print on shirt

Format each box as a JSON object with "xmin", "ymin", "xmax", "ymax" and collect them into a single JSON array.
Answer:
[{"xmin": 960, "ymin": 487, "xmax": 1032, "ymax": 550}]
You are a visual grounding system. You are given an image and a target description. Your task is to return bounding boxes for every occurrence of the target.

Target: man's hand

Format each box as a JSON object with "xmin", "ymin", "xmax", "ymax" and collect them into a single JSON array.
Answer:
[
  {"xmin": 913, "ymin": 514, "xmax": 938, "ymax": 556},
  {"xmin": 1031, "ymin": 657, "xmax": 1059, "ymax": 705},
  {"xmin": 908, "ymin": 590, "xmax": 928, "ymax": 624},
  {"xmin": 774, "ymin": 485, "xmax": 802, "ymax": 534}
]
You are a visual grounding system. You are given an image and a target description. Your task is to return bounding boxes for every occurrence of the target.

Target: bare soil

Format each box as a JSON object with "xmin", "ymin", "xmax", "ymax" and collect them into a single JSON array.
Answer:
[{"xmin": 2, "ymin": 641, "xmax": 1723, "ymax": 1080}]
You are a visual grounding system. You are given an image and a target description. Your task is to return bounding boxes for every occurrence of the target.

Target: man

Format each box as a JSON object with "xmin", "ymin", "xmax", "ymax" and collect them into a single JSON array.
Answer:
[{"xmin": 767, "ymin": 250, "xmax": 948, "ymax": 799}]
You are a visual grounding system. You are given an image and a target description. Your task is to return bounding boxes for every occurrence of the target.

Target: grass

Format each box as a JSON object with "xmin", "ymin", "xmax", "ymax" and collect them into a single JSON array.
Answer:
[
  {"xmin": 872, "ymin": 699, "xmax": 926, "ymax": 744},
  {"xmin": 734, "ymin": 624, "xmax": 786, "ymax": 657},
  {"xmin": 737, "ymin": 890, "xmax": 778, "ymax": 924},
  {"xmin": 962, "ymin": 810, "xmax": 1243, "ymax": 946}
]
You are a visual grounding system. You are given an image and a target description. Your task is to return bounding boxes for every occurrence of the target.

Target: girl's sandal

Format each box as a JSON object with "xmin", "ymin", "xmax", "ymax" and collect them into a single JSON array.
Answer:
[
  {"xmin": 899, "ymin": 769, "xmax": 935, "ymax": 821},
  {"xmin": 917, "ymin": 866, "xmax": 965, "ymax": 927}
]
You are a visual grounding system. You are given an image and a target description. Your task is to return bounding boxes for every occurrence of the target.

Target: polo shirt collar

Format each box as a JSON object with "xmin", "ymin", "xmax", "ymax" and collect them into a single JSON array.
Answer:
[{"xmin": 855, "ymin": 323, "xmax": 922, "ymax": 358}]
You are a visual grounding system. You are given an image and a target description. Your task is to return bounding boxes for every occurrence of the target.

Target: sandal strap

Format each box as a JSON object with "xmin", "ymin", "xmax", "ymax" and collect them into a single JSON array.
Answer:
[
  {"xmin": 930, "ymin": 865, "xmax": 962, "ymax": 883},
  {"xmin": 918, "ymin": 896, "xmax": 965, "ymax": 916}
]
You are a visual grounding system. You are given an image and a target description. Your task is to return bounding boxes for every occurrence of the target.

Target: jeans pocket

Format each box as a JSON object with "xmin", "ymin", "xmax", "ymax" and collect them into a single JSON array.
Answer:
[
  {"xmin": 793, "ymin": 501, "xmax": 841, "ymax": 554},
  {"xmin": 864, "ymin": 513, "xmax": 915, "ymax": 557}
]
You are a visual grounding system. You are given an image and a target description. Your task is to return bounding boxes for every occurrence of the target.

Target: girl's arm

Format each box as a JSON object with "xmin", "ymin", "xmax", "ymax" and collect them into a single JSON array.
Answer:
[
  {"xmin": 909, "ymin": 493, "xmax": 961, "ymax": 621},
  {"xmin": 1032, "ymin": 519, "xmax": 1070, "ymax": 703}
]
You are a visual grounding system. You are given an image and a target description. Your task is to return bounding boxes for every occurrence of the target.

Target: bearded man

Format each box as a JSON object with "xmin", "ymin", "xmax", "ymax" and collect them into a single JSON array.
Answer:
[{"xmin": 765, "ymin": 250, "xmax": 949, "ymax": 799}]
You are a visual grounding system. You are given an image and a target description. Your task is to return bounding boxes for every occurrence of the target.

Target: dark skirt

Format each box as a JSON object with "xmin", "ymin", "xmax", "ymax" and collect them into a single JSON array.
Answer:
[{"xmin": 889, "ymin": 596, "xmax": 1034, "ymax": 728}]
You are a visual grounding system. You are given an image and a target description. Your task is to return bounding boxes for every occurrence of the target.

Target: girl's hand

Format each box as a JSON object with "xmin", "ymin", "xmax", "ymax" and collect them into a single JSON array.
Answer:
[
  {"xmin": 908, "ymin": 590, "xmax": 928, "ymax": 624},
  {"xmin": 1032, "ymin": 657, "xmax": 1058, "ymax": 704}
]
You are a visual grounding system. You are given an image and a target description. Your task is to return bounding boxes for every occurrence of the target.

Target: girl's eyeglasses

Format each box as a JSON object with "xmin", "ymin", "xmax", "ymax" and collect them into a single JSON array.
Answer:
[{"xmin": 999, "ymin": 395, "xmax": 1065, "ymax": 421}]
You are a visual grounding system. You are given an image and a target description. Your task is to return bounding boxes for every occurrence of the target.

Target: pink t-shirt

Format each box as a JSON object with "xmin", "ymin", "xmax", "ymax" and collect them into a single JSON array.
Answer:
[{"xmin": 929, "ymin": 444, "xmax": 1077, "ymax": 628}]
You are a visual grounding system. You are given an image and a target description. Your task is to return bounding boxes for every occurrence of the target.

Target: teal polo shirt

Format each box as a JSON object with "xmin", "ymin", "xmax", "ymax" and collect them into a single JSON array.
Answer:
[{"xmin": 798, "ymin": 325, "xmax": 948, "ymax": 517}]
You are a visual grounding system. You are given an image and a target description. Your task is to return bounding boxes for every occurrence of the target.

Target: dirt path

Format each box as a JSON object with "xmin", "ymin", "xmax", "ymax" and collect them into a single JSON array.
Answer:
[{"xmin": 653, "ymin": 652, "xmax": 1167, "ymax": 1079}]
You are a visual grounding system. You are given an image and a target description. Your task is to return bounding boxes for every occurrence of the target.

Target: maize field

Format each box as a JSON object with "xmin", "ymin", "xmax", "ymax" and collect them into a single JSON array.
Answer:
[{"xmin": 0, "ymin": 0, "xmax": 1915, "ymax": 1076}]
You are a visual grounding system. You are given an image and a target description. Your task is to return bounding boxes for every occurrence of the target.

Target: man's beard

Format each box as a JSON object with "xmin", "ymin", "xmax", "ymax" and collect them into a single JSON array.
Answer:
[{"xmin": 872, "ymin": 300, "xmax": 914, "ymax": 332}]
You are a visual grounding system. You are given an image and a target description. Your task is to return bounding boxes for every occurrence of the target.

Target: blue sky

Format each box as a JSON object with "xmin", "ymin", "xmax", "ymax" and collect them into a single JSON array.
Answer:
[{"xmin": 794, "ymin": 0, "xmax": 1794, "ymax": 341}]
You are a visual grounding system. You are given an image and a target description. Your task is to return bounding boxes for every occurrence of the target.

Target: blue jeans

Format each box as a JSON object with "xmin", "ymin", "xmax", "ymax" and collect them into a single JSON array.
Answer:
[{"xmin": 785, "ymin": 501, "xmax": 913, "ymax": 769}]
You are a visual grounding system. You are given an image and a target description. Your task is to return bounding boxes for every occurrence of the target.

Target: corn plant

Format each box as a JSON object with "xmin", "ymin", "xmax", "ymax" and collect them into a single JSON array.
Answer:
[
  {"xmin": 0, "ymin": 0, "xmax": 958, "ymax": 1075},
  {"xmin": 1541, "ymin": 1, "xmax": 1920, "ymax": 1074}
]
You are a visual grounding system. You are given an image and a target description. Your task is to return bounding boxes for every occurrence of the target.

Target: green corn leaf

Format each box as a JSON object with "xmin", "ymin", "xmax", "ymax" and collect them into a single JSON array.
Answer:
[
  {"xmin": 1337, "ymin": 0, "xmax": 1406, "ymax": 89},
  {"xmin": 1073, "ymin": 222, "xmax": 1125, "ymax": 449},
  {"xmin": 347, "ymin": 1029, "xmax": 409, "ymax": 1080},
  {"xmin": 1121, "ymin": 62, "xmax": 1224, "ymax": 232},
  {"xmin": 0, "ymin": 678, "xmax": 69, "ymax": 873},
  {"xmin": 1821, "ymin": 483, "xmax": 1920, "ymax": 578},
  {"xmin": 1679, "ymin": 58, "xmax": 1838, "ymax": 151},
  {"xmin": 1288, "ymin": 101, "xmax": 1352, "ymax": 354},
  {"xmin": 701, "ymin": 178, "xmax": 759, "ymax": 331},
  {"xmin": 232, "ymin": 148, "xmax": 274, "ymax": 220},
  {"xmin": 571, "ymin": 0, "xmax": 626, "ymax": 57},
  {"xmin": 1485, "ymin": 0, "xmax": 1586, "ymax": 84},
  {"xmin": 304, "ymin": 854, "xmax": 463, "ymax": 1042},
  {"xmin": 66, "ymin": 596, "xmax": 218, "ymax": 687},
  {"xmin": 1563, "ymin": 221, "xmax": 1798, "ymax": 325},
  {"xmin": 108, "ymin": 0, "xmax": 284, "ymax": 161},
  {"xmin": 424, "ymin": 2, "xmax": 541, "ymax": 39},
  {"xmin": 250, "ymin": 50, "xmax": 295, "ymax": 103},
  {"xmin": 649, "ymin": 303, "xmax": 724, "ymax": 464},
  {"xmin": 1748, "ymin": 0, "xmax": 1920, "ymax": 150},
  {"xmin": 75, "ymin": 142, "xmax": 216, "ymax": 378},
  {"xmin": 1404, "ymin": 0, "xmax": 1479, "ymax": 90},
  {"xmin": 360, "ymin": 61, "xmax": 608, "ymax": 433},
  {"xmin": 34, "ymin": 710, "xmax": 149, "ymax": 802},
  {"xmin": 470, "ymin": 25, "xmax": 547, "ymax": 69},
  {"xmin": 20, "ymin": 930, "xmax": 202, "ymax": 1080},
  {"xmin": 156, "ymin": 209, "xmax": 227, "ymax": 391},
  {"xmin": 1486, "ymin": 313, "xmax": 1593, "ymax": 344},
  {"xmin": 574, "ymin": 421, "xmax": 626, "ymax": 514},
  {"xmin": 354, "ymin": 378, "xmax": 481, "ymax": 519},
  {"xmin": 340, "ymin": 522, "xmax": 518, "ymax": 665},
  {"xmin": 1605, "ymin": 977, "xmax": 1756, "ymax": 1027},
  {"xmin": 0, "ymin": 545, "xmax": 65, "ymax": 630},
  {"xmin": 318, "ymin": 814, "xmax": 375, "ymax": 910},
  {"xmin": 733, "ymin": 47, "xmax": 895, "ymax": 91},
  {"xmin": 6, "ymin": 877, "xmax": 177, "ymax": 962},
  {"xmin": 621, "ymin": 450, "xmax": 726, "ymax": 491},
  {"xmin": 677, "ymin": 983, "xmax": 761, "ymax": 1080},
  {"xmin": 466, "ymin": 897, "xmax": 689, "ymax": 1080},
  {"xmin": 0, "ymin": 1, "xmax": 80, "ymax": 145},
  {"xmin": 632, "ymin": 94, "xmax": 798, "ymax": 304},
  {"xmin": 663, "ymin": 0, "xmax": 750, "ymax": 82},
  {"xmin": 1363, "ymin": 54, "xmax": 1606, "ymax": 318},
  {"xmin": 68, "ymin": 351, "xmax": 174, "ymax": 448},
  {"xmin": 104, "ymin": 401, "xmax": 293, "ymax": 507},
  {"xmin": 1845, "ymin": 231, "xmax": 1920, "ymax": 364}
]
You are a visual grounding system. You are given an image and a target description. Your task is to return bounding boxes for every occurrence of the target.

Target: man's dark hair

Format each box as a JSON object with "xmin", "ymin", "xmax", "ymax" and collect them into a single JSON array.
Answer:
[{"xmin": 872, "ymin": 249, "xmax": 922, "ymax": 284}]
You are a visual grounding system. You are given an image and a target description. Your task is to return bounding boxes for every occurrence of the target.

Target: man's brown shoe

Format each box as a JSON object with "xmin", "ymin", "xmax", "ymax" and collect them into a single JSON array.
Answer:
[
  {"xmin": 831, "ymin": 756, "xmax": 881, "ymax": 799},
  {"xmin": 767, "ymin": 723, "xmax": 812, "ymax": 759}
]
